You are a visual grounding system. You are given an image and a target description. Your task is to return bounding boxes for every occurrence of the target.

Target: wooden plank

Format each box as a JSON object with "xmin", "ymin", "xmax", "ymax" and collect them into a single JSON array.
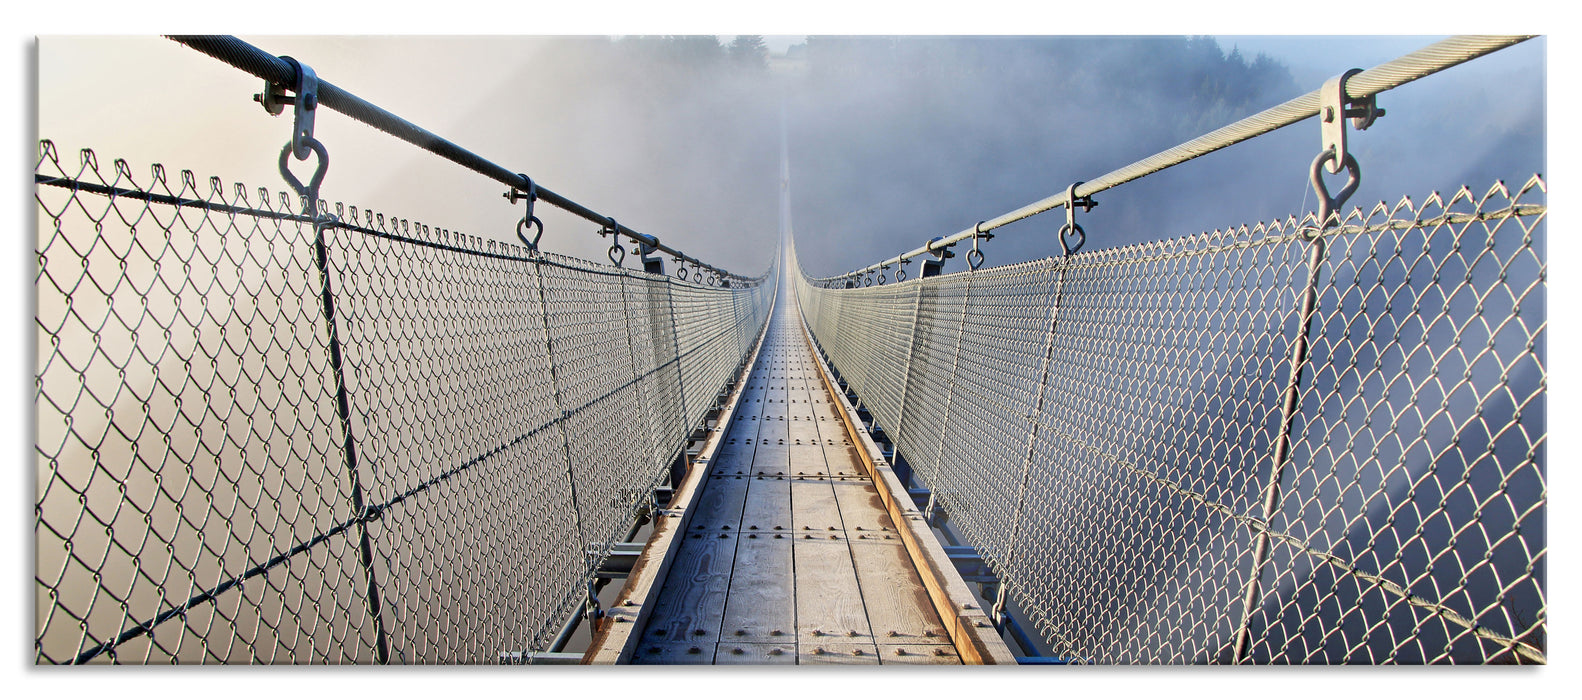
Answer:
[
  {"xmin": 713, "ymin": 643, "xmax": 796, "ymax": 665},
  {"xmin": 877, "ymin": 644, "xmax": 962, "ymax": 665},
  {"xmin": 848, "ymin": 542, "xmax": 950, "ymax": 642},
  {"xmin": 792, "ymin": 541, "xmax": 871, "ymax": 642},
  {"xmin": 821, "ymin": 441, "xmax": 867, "ymax": 477},
  {"xmin": 788, "ymin": 420, "xmax": 821, "ymax": 444},
  {"xmin": 795, "ymin": 310, "xmax": 1019, "ymax": 665},
  {"xmin": 710, "ymin": 443, "xmax": 756, "ymax": 472},
  {"xmin": 690, "ymin": 473, "xmax": 750, "ymax": 525},
  {"xmin": 832, "ymin": 482, "xmax": 896, "ymax": 534},
  {"xmin": 631, "ymin": 643, "xmax": 716, "ymax": 664},
  {"xmin": 583, "ymin": 312, "xmax": 771, "ymax": 665},
  {"xmin": 639, "ymin": 533, "xmax": 738, "ymax": 647},
  {"xmin": 749, "ymin": 445, "xmax": 790, "ymax": 472},
  {"xmin": 790, "ymin": 480, "xmax": 845, "ymax": 533},
  {"xmin": 719, "ymin": 534, "xmax": 796, "ymax": 642},
  {"xmin": 751, "ymin": 418, "xmax": 785, "ymax": 436},
  {"xmin": 740, "ymin": 477, "xmax": 793, "ymax": 531},
  {"xmin": 798, "ymin": 642, "xmax": 880, "ymax": 665},
  {"xmin": 787, "ymin": 445, "xmax": 829, "ymax": 474},
  {"xmin": 725, "ymin": 411, "xmax": 763, "ymax": 440}
]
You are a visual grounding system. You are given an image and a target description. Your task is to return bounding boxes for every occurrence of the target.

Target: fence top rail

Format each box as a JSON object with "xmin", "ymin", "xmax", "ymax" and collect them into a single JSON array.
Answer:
[
  {"xmin": 166, "ymin": 34, "xmax": 764, "ymax": 284},
  {"xmin": 825, "ymin": 35, "xmax": 1535, "ymax": 282}
]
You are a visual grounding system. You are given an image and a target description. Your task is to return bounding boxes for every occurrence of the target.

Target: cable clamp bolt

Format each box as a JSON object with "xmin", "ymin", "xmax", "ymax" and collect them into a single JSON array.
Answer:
[
  {"xmin": 1320, "ymin": 68, "xmax": 1384, "ymax": 175},
  {"xmin": 254, "ymin": 56, "xmax": 320, "ymax": 161}
]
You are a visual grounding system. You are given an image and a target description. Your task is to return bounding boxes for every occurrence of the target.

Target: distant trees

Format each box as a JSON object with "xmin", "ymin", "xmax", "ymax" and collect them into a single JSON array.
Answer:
[{"xmin": 729, "ymin": 35, "xmax": 769, "ymax": 70}]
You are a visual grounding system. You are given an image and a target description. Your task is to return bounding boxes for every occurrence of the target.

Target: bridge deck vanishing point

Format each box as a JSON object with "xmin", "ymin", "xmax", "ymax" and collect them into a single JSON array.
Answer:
[{"xmin": 585, "ymin": 263, "xmax": 1012, "ymax": 665}]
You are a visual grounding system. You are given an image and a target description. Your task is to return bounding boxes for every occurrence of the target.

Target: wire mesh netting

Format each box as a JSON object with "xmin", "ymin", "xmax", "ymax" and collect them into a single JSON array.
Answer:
[
  {"xmin": 34, "ymin": 141, "xmax": 774, "ymax": 664},
  {"xmin": 795, "ymin": 176, "xmax": 1545, "ymax": 664}
]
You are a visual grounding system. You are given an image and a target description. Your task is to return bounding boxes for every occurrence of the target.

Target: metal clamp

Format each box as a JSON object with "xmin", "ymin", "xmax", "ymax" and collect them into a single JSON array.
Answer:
[
  {"xmin": 926, "ymin": 235, "xmax": 956, "ymax": 262},
  {"xmin": 1059, "ymin": 182, "xmax": 1097, "ymax": 256},
  {"xmin": 1320, "ymin": 69, "xmax": 1385, "ymax": 175},
  {"xmin": 896, "ymin": 259, "xmax": 909, "ymax": 282},
  {"xmin": 262, "ymin": 56, "xmax": 328, "ymax": 215},
  {"xmin": 506, "ymin": 174, "xmax": 544, "ymax": 251},
  {"xmin": 257, "ymin": 56, "xmax": 320, "ymax": 162},
  {"xmin": 636, "ymin": 236, "xmax": 664, "ymax": 276}
]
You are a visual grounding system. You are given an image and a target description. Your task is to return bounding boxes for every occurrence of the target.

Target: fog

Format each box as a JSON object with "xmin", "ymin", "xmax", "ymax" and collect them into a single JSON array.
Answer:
[{"xmin": 37, "ymin": 35, "xmax": 1545, "ymax": 280}]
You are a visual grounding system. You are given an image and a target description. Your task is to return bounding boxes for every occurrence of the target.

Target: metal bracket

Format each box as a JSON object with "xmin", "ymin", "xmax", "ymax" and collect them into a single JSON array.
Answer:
[
  {"xmin": 255, "ymin": 56, "xmax": 320, "ymax": 162},
  {"xmin": 925, "ymin": 235, "xmax": 956, "ymax": 261},
  {"xmin": 1320, "ymin": 68, "xmax": 1385, "ymax": 174}
]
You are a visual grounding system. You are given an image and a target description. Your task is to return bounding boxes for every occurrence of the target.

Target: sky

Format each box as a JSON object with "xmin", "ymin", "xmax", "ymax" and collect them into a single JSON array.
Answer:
[{"xmin": 9, "ymin": 0, "xmax": 1577, "ymax": 695}]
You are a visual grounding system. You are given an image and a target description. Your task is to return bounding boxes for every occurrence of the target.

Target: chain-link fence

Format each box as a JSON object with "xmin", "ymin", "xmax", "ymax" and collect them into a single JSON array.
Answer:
[
  {"xmin": 795, "ymin": 176, "xmax": 1545, "ymax": 664},
  {"xmin": 34, "ymin": 141, "xmax": 774, "ymax": 664}
]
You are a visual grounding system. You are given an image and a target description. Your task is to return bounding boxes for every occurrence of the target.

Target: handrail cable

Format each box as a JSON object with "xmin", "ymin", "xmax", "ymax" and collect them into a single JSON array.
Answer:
[
  {"xmin": 165, "ymin": 34, "xmax": 760, "ymax": 283},
  {"xmin": 829, "ymin": 34, "xmax": 1534, "ymax": 280}
]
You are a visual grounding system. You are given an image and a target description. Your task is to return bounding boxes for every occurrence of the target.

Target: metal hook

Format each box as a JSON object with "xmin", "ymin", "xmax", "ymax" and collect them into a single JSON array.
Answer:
[
  {"xmin": 278, "ymin": 138, "xmax": 329, "ymax": 216},
  {"xmin": 506, "ymin": 174, "xmax": 543, "ymax": 251},
  {"xmin": 967, "ymin": 220, "xmax": 989, "ymax": 270},
  {"xmin": 1059, "ymin": 182, "xmax": 1097, "ymax": 257},
  {"xmin": 1309, "ymin": 149, "xmax": 1361, "ymax": 234},
  {"xmin": 603, "ymin": 217, "xmax": 626, "ymax": 267}
]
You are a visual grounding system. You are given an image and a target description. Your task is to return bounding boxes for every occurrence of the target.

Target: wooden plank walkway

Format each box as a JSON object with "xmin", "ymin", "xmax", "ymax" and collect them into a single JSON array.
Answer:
[{"xmin": 631, "ymin": 279, "xmax": 961, "ymax": 665}]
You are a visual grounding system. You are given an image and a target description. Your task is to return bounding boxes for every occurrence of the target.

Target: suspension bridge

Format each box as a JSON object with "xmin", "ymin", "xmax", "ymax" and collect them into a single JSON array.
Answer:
[{"xmin": 35, "ymin": 35, "xmax": 1545, "ymax": 665}]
